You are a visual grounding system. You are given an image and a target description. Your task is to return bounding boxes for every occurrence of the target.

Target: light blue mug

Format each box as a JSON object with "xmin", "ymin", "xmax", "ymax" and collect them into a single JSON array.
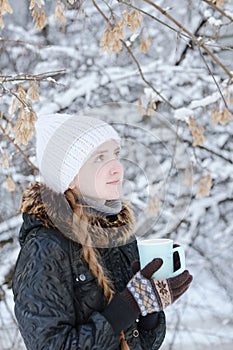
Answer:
[{"xmin": 137, "ymin": 238, "xmax": 186, "ymax": 280}]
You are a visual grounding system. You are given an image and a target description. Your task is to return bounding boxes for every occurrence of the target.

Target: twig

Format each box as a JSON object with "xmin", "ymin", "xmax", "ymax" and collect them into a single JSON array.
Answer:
[
  {"xmin": 118, "ymin": 0, "xmax": 191, "ymax": 41},
  {"xmin": 92, "ymin": 0, "xmax": 109, "ymax": 23},
  {"xmin": 0, "ymin": 39, "xmax": 28, "ymax": 44},
  {"xmin": 198, "ymin": 46, "xmax": 228, "ymax": 108},
  {"xmin": 0, "ymin": 38, "xmax": 44, "ymax": 48},
  {"xmin": 142, "ymin": 0, "xmax": 233, "ymax": 78},
  {"xmin": 166, "ymin": 120, "xmax": 181, "ymax": 180},
  {"xmin": 0, "ymin": 69, "xmax": 66, "ymax": 83},
  {"xmin": 202, "ymin": 0, "xmax": 233, "ymax": 22},
  {"xmin": 98, "ymin": 0, "xmax": 115, "ymax": 18},
  {"xmin": 199, "ymin": 144, "xmax": 233, "ymax": 164},
  {"xmin": 184, "ymin": 137, "xmax": 233, "ymax": 164},
  {"xmin": 204, "ymin": 42, "xmax": 233, "ymax": 51},
  {"xmin": 0, "ymin": 124, "xmax": 38, "ymax": 173},
  {"xmin": 95, "ymin": 0, "xmax": 175, "ymax": 108},
  {"xmin": 0, "ymin": 83, "xmax": 30, "ymax": 109},
  {"xmin": 175, "ymin": 19, "xmax": 207, "ymax": 66},
  {"xmin": 121, "ymin": 40, "xmax": 175, "ymax": 109}
]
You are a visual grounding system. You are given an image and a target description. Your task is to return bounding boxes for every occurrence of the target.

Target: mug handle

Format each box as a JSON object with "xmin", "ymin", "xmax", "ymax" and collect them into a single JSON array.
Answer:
[{"xmin": 171, "ymin": 246, "xmax": 186, "ymax": 277}]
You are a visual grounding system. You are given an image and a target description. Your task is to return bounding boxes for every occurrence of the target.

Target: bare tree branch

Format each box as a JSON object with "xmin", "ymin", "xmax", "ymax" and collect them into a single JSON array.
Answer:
[
  {"xmin": 93, "ymin": 0, "xmax": 175, "ymax": 108},
  {"xmin": 118, "ymin": 0, "xmax": 191, "ymax": 42},
  {"xmin": 175, "ymin": 18, "xmax": 207, "ymax": 66},
  {"xmin": 0, "ymin": 124, "xmax": 38, "ymax": 173},
  {"xmin": 0, "ymin": 83, "xmax": 30, "ymax": 109},
  {"xmin": 0, "ymin": 70, "xmax": 66, "ymax": 83},
  {"xmin": 198, "ymin": 47, "xmax": 228, "ymax": 108},
  {"xmin": 184, "ymin": 137, "xmax": 233, "ymax": 165},
  {"xmin": 202, "ymin": 0, "xmax": 233, "ymax": 22},
  {"xmin": 121, "ymin": 40, "xmax": 175, "ymax": 109},
  {"xmin": 92, "ymin": 0, "xmax": 108, "ymax": 23},
  {"xmin": 141, "ymin": 0, "xmax": 233, "ymax": 78}
]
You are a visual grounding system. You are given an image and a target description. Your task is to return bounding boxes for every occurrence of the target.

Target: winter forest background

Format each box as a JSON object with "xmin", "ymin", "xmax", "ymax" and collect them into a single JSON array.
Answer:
[{"xmin": 0, "ymin": 0, "xmax": 233, "ymax": 349}]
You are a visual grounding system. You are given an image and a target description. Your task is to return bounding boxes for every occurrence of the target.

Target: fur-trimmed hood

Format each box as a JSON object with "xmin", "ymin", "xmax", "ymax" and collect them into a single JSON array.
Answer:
[{"xmin": 19, "ymin": 182, "xmax": 135, "ymax": 248}]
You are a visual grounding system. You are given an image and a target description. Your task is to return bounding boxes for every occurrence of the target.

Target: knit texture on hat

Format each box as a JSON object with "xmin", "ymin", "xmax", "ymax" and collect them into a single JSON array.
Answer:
[{"xmin": 35, "ymin": 114, "xmax": 120, "ymax": 193}]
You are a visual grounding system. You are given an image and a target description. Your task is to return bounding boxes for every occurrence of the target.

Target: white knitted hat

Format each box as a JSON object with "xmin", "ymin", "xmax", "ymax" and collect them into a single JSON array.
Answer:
[{"xmin": 35, "ymin": 114, "xmax": 121, "ymax": 193}]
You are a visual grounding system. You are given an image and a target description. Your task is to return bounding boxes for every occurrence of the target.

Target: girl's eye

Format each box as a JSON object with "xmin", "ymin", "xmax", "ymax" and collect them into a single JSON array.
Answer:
[
  {"xmin": 95, "ymin": 154, "xmax": 105, "ymax": 162},
  {"xmin": 115, "ymin": 151, "xmax": 120, "ymax": 158}
]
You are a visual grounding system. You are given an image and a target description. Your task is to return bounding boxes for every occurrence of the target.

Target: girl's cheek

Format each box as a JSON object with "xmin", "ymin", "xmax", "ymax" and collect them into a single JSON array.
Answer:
[{"xmin": 94, "ymin": 167, "xmax": 105, "ymax": 181}]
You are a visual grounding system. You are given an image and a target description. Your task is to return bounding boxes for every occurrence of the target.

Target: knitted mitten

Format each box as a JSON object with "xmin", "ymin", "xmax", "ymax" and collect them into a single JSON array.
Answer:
[{"xmin": 121, "ymin": 258, "xmax": 193, "ymax": 316}]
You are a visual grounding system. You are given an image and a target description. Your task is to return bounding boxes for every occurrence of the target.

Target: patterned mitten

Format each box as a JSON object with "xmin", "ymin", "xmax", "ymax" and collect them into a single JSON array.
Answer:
[{"xmin": 121, "ymin": 258, "xmax": 193, "ymax": 316}]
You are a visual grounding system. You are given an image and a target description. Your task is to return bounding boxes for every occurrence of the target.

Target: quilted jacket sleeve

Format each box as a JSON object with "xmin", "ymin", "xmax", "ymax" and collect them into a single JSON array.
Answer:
[{"xmin": 12, "ymin": 235, "xmax": 121, "ymax": 350}]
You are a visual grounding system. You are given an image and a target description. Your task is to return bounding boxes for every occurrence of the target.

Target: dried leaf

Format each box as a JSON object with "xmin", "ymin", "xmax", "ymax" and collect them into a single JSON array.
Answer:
[
  {"xmin": 35, "ymin": 9, "xmax": 48, "ymax": 30},
  {"xmin": 211, "ymin": 106, "xmax": 233, "ymax": 126},
  {"xmin": 31, "ymin": 6, "xmax": 38, "ymax": 20},
  {"xmin": 219, "ymin": 107, "xmax": 233, "ymax": 125},
  {"xmin": 189, "ymin": 117, "xmax": 205, "ymax": 147},
  {"xmin": 100, "ymin": 22, "xmax": 111, "ymax": 52},
  {"xmin": 6, "ymin": 176, "xmax": 16, "ymax": 192},
  {"xmin": 226, "ymin": 86, "xmax": 231, "ymax": 105},
  {"xmin": 122, "ymin": 10, "xmax": 130, "ymax": 24},
  {"xmin": 13, "ymin": 108, "xmax": 37, "ymax": 145},
  {"xmin": 0, "ymin": 15, "xmax": 4, "ymax": 28},
  {"xmin": 28, "ymin": 81, "xmax": 40, "ymax": 101},
  {"xmin": 213, "ymin": 0, "xmax": 225, "ymax": 6},
  {"xmin": 11, "ymin": 85, "xmax": 27, "ymax": 113},
  {"xmin": 11, "ymin": 97, "xmax": 20, "ymax": 114},
  {"xmin": 140, "ymin": 35, "xmax": 151, "ymax": 53},
  {"xmin": 184, "ymin": 166, "xmax": 193, "ymax": 186},
  {"xmin": 54, "ymin": 0, "xmax": 66, "ymax": 24},
  {"xmin": 2, "ymin": 154, "xmax": 9, "ymax": 169},
  {"xmin": 29, "ymin": 0, "xmax": 41, "ymax": 10},
  {"xmin": 5, "ymin": 121, "xmax": 12, "ymax": 134},
  {"xmin": 144, "ymin": 196, "xmax": 160, "ymax": 216},
  {"xmin": 138, "ymin": 97, "xmax": 146, "ymax": 116},
  {"xmin": 196, "ymin": 175, "xmax": 212, "ymax": 198},
  {"xmin": 100, "ymin": 21, "xmax": 125, "ymax": 55},
  {"xmin": 113, "ymin": 22, "xmax": 125, "ymax": 41},
  {"xmin": 17, "ymin": 84, "xmax": 27, "ymax": 101},
  {"xmin": 29, "ymin": 0, "xmax": 35, "ymax": 10},
  {"xmin": 211, "ymin": 106, "xmax": 221, "ymax": 126},
  {"xmin": 126, "ymin": 10, "xmax": 144, "ymax": 34},
  {"xmin": 0, "ymin": 0, "xmax": 13, "ymax": 15}
]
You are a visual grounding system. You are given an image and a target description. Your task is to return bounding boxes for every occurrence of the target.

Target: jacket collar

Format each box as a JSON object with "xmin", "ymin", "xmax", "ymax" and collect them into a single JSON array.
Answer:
[{"xmin": 19, "ymin": 182, "xmax": 135, "ymax": 248}]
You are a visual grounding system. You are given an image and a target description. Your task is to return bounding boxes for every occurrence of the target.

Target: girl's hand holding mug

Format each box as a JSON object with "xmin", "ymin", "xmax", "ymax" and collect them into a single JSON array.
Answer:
[{"xmin": 121, "ymin": 258, "xmax": 193, "ymax": 316}]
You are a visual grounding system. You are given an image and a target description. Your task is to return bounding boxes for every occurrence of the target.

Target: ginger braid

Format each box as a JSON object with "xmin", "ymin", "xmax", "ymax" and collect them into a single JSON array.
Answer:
[
  {"xmin": 65, "ymin": 188, "xmax": 130, "ymax": 350},
  {"xmin": 64, "ymin": 188, "xmax": 115, "ymax": 301}
]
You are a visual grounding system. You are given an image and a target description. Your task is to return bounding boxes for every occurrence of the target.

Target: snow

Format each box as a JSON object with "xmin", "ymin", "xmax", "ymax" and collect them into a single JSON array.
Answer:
[
  {"xmin": 1, "ymin": 0, "xmax": 233, "ymax": 349},
  {"xmin": 189, "ymin": 92, "xmax": 220, "ymax": 109},
  {"xmin": 208, "ymin": 17, "xmax": 222, "ymax": 27},
  {"xmin": 174, "ymin": 107, "xmax": 193, "ymax": 122}
]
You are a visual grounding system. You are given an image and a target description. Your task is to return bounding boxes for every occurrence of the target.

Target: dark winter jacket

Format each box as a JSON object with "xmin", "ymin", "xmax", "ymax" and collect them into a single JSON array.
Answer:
[{"xmin": 12, "ymin": 182, "xmax": 166, "ymax": 350}]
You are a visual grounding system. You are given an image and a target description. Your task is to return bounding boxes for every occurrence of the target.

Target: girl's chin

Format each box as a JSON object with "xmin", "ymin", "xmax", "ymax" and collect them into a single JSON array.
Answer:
[{"xmin": 102, "ymin": 193, "xmax": 122, "ymax": 201}]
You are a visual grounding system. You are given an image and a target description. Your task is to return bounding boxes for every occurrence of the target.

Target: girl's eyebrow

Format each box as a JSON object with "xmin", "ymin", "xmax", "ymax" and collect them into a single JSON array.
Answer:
[{"xmin": 91, "ymin": 147, "xmax": 120, "ymax": 157}]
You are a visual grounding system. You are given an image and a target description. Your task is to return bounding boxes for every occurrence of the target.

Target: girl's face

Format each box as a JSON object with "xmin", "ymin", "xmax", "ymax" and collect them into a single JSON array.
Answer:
[{"xmin": 69, "ymin": 140, "xmax": 124, "ymax": 204}]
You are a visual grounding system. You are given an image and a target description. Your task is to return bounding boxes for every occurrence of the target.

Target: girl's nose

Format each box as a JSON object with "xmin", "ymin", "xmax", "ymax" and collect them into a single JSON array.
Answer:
[{"xmin": 109, "ymin": 159, "xmax": 123, "ymax": 175}]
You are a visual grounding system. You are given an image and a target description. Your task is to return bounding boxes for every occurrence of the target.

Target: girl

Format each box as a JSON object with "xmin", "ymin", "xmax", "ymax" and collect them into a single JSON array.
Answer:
[{"xmin": 12, "ymin": 114, "xmax": 192, "ymax": 350}]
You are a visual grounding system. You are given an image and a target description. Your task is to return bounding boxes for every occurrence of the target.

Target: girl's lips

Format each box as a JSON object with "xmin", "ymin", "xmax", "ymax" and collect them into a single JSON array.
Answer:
[{"xmin": 106, "ymin": 180, "xmax": 121, "ymax": 185}]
